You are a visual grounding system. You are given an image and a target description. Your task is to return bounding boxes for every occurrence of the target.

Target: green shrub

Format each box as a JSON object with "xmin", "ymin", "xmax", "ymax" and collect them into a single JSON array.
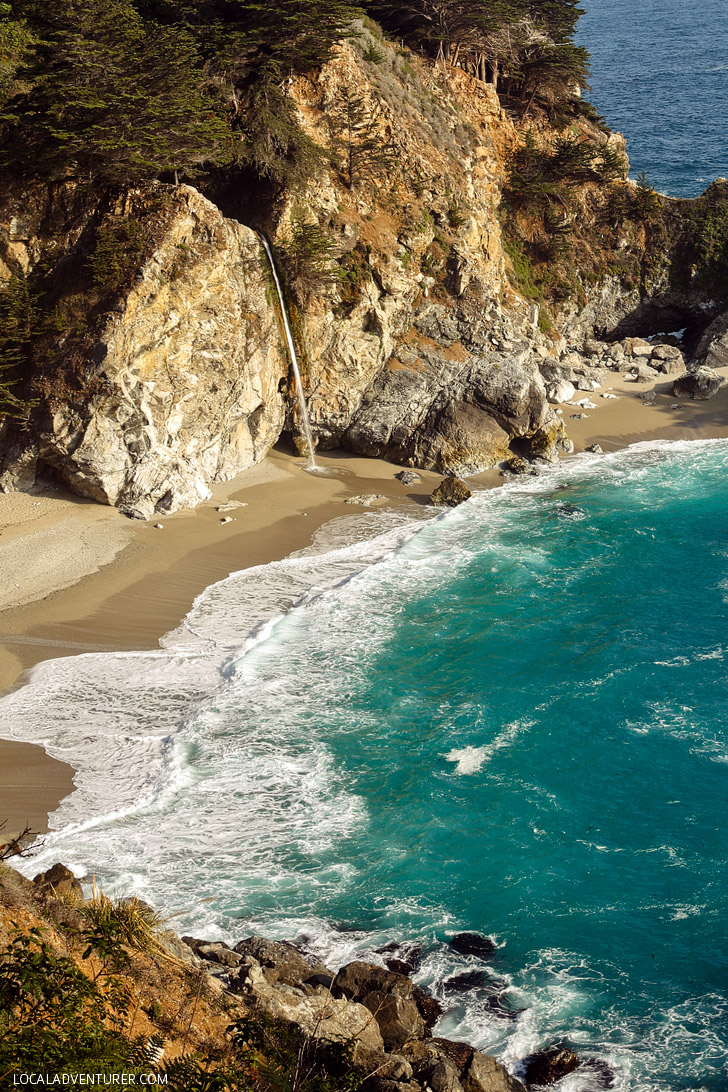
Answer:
[
  {"xmin": 88, "ymin": 216, "xmax": 148, "ymax": 292},
  {"xmin": 0, "ymin": 273, "xmax": 40, "ymax": 419},
  {"xmin": 447, "ymin": 198, "xmax": 466, "ymax": 230},
  {"xmin": 502, "ymin": 233, "xmax": 541, "ymax": 302},
  {"xmin": 0, "ymin": 927, "xmax": 131, "ymax": 1073},
  {"xmin": 630, "ymin": 171, "xmax": 663, "ymax": 222},
  {"xmin": 280, "ymin": 216, "xmax": 339, "ymax": 305}
]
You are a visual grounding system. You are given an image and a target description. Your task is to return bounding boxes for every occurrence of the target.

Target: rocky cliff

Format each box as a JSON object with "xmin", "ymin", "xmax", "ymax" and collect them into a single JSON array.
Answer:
[
  {"xmin": 1, "ymin": 28, "xmax": 727, "ymax": 514},
  {"xmin": 0, "ymin": 185, "xmax": 288, "ymax": 516},
  {"xmin": 274, "ymin": 37, "xmax": 572, "ymax": 471},
  {"xmin": 1, "ymin": 860, "xmax": 588, "ymax": 1090}
]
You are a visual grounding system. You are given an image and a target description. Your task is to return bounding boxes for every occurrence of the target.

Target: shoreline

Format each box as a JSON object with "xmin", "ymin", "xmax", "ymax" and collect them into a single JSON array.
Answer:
[
  {"xmin": 2, "ymin": 366, "xmax": 728, "ymax": 840},
  {"xmin": 0, "ymin": 447, "xmax": 451, "ymax": 839}
]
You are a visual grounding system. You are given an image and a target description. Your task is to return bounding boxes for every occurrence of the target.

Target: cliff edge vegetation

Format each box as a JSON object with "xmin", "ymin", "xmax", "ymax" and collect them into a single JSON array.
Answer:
[{"xmin": 0, "ymin": 859, "xmax": 530, "ymax": 1092}]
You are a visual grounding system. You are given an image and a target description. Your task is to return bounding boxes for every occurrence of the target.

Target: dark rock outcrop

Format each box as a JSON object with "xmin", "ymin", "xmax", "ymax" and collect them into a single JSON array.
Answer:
[
  {"xmin": 406, "ymin": 1038, "xmax": 526, "ymax": 1092},
  {"xmin": 216, "ymin": 939, "xmax": 524, "ymax": 1089},
  {"xmin": 430, "ymin": 477, "xmax": 472, "ymax": 507},
  {"xmin": 442, "ymin": 970, "xmax": 494, "ymax": 992},
  {"xmin": 448, "ymin": 932, "xmax": 497, "ymax": 957},
  {"xmin": 233, "ymin": 936, "xmax": 330, "ymax": 986},
  {"xmin": 420, "ymin": 400, "xmax": 512, "ymax": 476},
  {"xmin": 334, "ymin": 961, "xmax": 416, "ymax": 1002},
  {"xmin": 673, "ymin": 366, "xmax": 725, "ymax": 400},
  {"xmin": 333, "ymin": 961, "xmax": 425, "ymax": 1051},
  {"xmin": 375, "ymin": 940, "xmax": 424, "ymax": 975},
  {"xmin": 691, "ymin": 309, "xmax": 728, "ymax": 371},
  {"xmin": 412, "ymin": 984, "xmax": 444, "ymax": 1033},
  {"xmin": 362, "ymin": 989, "xmax": 426, "ymax": 1051},
  {"xmin": 181, "ymin": 937, "xmax": 243, "ymax": 968},
  {"xmin": 522, "ymin": 1046, "xmax": 580, "ymax": 1086},
  {"xmin": 32, "ymin": 862, "xmax": 83, "ymax": 901}
]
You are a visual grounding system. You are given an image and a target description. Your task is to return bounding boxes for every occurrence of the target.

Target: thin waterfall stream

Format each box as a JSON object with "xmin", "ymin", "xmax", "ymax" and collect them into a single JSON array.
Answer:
[{"xmin": 258, "ymin": 233, "xmax": 318, "ymax": 469}]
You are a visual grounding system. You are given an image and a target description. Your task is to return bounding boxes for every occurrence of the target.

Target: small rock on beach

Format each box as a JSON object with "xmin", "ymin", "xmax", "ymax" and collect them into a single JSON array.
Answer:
[
  {"xmin": 430, "ymin": 478, "xmax": 472, "ymax": 507},
  {"xmin": 344, "ymin": 494, "xmax": 387, "ymax": 506}
]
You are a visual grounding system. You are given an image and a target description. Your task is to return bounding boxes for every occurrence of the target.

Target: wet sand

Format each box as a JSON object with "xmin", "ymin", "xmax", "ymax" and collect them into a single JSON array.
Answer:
[{"xmin": 2, "ymin": 367, "xmax": 728, "ymax": 841}]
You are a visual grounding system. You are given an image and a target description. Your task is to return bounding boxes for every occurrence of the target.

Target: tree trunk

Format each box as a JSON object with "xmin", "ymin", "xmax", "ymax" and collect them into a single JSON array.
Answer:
[{"xmin": 522, "ymin": 84, "xmax": 538, "ymax": 118}]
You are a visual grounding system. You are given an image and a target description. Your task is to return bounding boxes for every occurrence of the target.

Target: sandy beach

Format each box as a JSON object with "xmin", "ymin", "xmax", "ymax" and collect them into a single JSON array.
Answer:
[{"xmin": 2, "ymin": 365, "xmax": 728, "ymax": 843}]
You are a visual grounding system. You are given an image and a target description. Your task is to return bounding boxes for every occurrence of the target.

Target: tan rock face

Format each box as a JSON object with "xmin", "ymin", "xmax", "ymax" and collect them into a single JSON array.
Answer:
[
  {"xmin": 239, "ymin": 965, "xmax": 385, "ymax": 1064},
  {"xmin": 0, "ymin": 36, "xmax": 604, "ymax": 505},
  {"xmin": 1, "ymin": 186, "xmax": 288, "ymax": 516},
  {"xmin": 430, "ymin": 476, "xmax": 473, "ymax": 507},
  {"xmin": 276, "ymin": 37, "xmax": 539, "ymax": 464}
]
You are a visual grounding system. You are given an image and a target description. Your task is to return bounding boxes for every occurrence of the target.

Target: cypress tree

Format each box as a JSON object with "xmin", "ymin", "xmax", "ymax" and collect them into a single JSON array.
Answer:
[
  {"xmin": 0, "ymin": 1, "xmax": 30, "ymax": 107},
  {"xmin": 328, "ymin": 85, "xmax": 391, "ymax": 189},
  {"xmin": 3, "ymin": 0, "xmax": 229, "ymax": 184},
  {"xmin": 0, "ymin": 273, "xmax": 38, "ymax": 419}
]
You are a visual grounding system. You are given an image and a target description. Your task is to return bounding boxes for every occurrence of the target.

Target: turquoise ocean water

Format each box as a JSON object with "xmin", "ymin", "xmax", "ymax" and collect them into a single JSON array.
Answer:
[
  {"xmin": 6, "ymin": 441, "xmax": 728, "ymax": 1091},
  {"xmin": 577, "ymin": 0, "xmax": 728, "ymax": 196}
]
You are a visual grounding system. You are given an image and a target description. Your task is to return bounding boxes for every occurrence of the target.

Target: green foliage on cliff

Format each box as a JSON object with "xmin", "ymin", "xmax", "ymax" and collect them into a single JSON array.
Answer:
[
  {"xmin": 328, "ymin": 85, "xmax": 393, "ymax": 188},
  {"xmin": 3, "ymin": 0, "xmax": 230, "ymax": 184},
  {"xmin": 0, "ymin": 926, "xmax": 135, "ymax": 1074},
  {"xmin": 366, "ymin": 0, "xmax": 589, "ymax": 110},
  {"xmin": 89, "ymin": 217, "xmax": 149, "ymax": 292},
  {"xmin": 0, "ymin": 193, "xmax": 178, "ymax": 422},
  {"xmin": 0, "ymin": 0, "xmax": 30, "ymax": 105},
  {"xmin": 660, "ymin": 182, "xmax": 728, "ymax": 298},
  {"xmin": 506, "ymin": 128, "xmax": 627, "ymax": 209},
  {"xmin": 500, "ymin": 125, "xmax": 637, "ymax": 308},
  {"xmin": 0, "ymin": 0, "xmax": 593, "ymax": 190},
  {"xmin": 0, "ymin": 273, "xmax": 39, "ymax": 418},
  {"xmin": 0, "ymin": 912, "xmax": 366, "ymax": 1091},
  {"xmin": 280, "ymin": 215, "xmax": 340, "ymax": 305}
]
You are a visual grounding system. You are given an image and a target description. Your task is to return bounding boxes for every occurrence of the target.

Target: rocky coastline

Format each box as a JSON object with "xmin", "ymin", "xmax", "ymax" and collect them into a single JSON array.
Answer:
[
  {"xmin": 180, "ymin": 929, "xmax": 606, "ymax": 1091},
  {"xmin": 1, "ymin": 859, "xmax": 604, "ymax": 1090}
]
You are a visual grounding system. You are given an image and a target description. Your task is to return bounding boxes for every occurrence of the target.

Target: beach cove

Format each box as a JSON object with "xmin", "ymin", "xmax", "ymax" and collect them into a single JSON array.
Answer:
[{"xmin": 3, "ymin": 365, "xmax": 728, "ymax": 834}]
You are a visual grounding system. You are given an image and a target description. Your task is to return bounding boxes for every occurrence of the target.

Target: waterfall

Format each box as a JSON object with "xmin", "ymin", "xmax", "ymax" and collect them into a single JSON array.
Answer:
[{"xmin": 258, "ymin": 233, "xmax": 318, "ymax": 469}]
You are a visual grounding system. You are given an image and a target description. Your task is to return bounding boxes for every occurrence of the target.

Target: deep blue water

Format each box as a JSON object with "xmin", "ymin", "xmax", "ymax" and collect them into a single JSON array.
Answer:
[
  {"xmin": 7, "ymin": 440, "xmax": 728, "ymax": 1091},
  {"xmin": 577, "ymin": 0, "xmax": 728, "ymax": 196}
]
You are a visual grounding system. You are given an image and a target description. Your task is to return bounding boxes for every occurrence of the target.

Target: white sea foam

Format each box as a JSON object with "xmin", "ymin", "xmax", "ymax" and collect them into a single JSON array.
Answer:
[
  {"xmin": 446, "ymin": 745, "xmax": 489, "ymax": 774},
  {"xmin": 1, "ymin": 509, "xmax": 427, "ymax": 840},
  {"xmin": 445, "ymin": 719, "xmax": 535, "ymax": 777},
  {"xmin": 4, "ymin": 435, "xmax": 726, "ymax": 881}
]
